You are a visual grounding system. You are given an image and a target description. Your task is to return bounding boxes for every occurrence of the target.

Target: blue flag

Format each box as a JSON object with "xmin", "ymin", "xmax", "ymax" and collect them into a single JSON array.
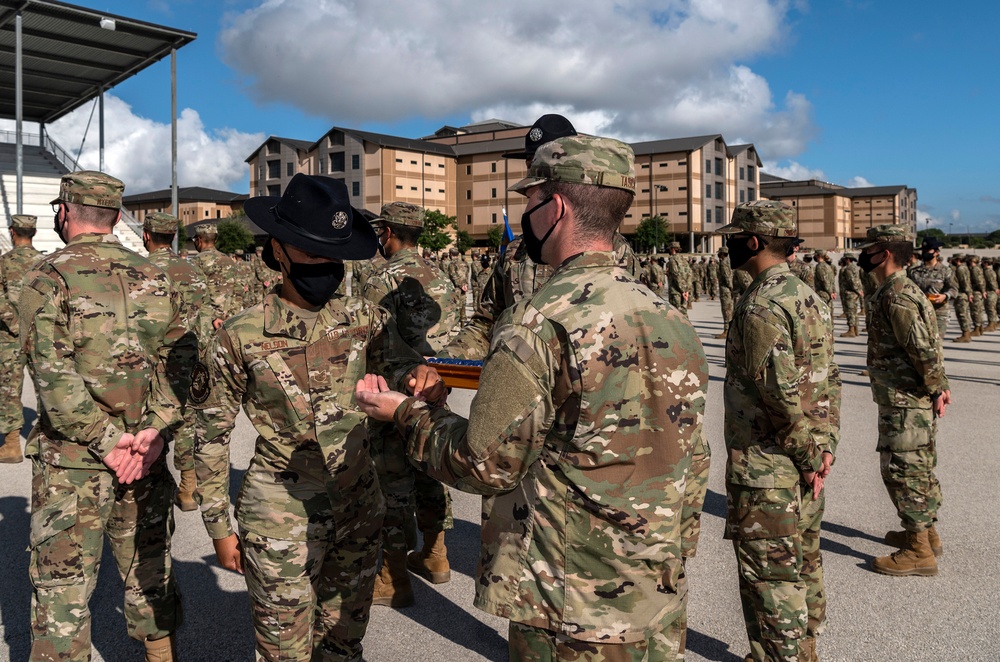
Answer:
[{"xmin": 501, "ymin": 206, "xmax": 515, "ymax": 254}]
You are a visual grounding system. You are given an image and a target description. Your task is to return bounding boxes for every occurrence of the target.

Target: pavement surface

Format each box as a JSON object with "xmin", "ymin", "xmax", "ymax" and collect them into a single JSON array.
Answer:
[{"xmin": 1, "ymin": 294, "xmax": 998, "ymax": 661}]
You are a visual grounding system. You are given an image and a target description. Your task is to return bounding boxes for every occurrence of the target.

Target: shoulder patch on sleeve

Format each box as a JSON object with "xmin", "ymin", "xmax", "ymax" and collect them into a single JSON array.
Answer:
[
  {"xmin": 743, "ymin": 308, "xmax": 785, "ymax": 378},
  {"xmin": 189, "ymin": 361, "xmax": 212, "ymax": 404}
]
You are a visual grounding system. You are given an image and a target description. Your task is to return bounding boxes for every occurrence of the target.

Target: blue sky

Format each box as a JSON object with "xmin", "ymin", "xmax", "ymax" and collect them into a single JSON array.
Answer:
[{"xmin": 10, "ymin": 0, "xmax": 998, "ymax": 233}]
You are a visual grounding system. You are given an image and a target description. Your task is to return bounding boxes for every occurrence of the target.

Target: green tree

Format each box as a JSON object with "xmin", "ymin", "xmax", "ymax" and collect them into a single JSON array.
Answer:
[
  {"xmin": 487, "ymin": 226, "xmax": 504, "ymax": 249},
  {"xmin": 216, "ymin": 216, "xmax": 254, "ymax": 254},
  {"xmin": 419, "ymin": 210, "xmax": 454, "ymax": 253},
  {"xmin": 454, "ymin": 230, "xmax": 474, "ymax": 254},
  {"xmin": 917, "ymin": 228, "xmax": 945, "ymax": 241},
  {"xmin": 634, "ymin": 215, "xmax": 669, "ymax": 254}
]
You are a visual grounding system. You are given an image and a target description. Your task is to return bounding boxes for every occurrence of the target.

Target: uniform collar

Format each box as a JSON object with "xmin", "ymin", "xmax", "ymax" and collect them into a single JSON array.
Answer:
[
  {"xmin": 554, "ymin": 250, "xmax": 617, "ymax": 271},
  {"xmin": 262, "ymin": 292, "xmax": 354, "ymax": 341},
  {"xmin": 66, "ymin": 233, "xmax": 120, "ymax": 246}
]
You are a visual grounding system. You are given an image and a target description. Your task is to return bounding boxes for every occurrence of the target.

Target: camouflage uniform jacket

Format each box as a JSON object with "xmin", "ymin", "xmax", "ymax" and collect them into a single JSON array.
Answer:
[
  {"xmin": 866, "ymin": 270, "xmax": 949, "ymax": 410},
  {"xmin": 667, "ymin": 254, "xmax": 692, "ymax": 294},
  {"xmin": 252, "ymin": 257, "xmax": 275, "ymax": 301},
  {"xmin": 907, "ymin": 262, "xmax": 958, "ymax": 309},
  {"xmin": 362, "ymin": 247, "xmax": 460, "ymax": 355},
  {"xmin": 733, "ymin": 268, "xmax": 753, "ymax": 297},
  {"xmin": 447, "ymin": 258, "xmax": 471, "ymax": 291},
  {"xmin": 193, "ymin": 292, "xmax": 424, "ymax": 541},
  {"xmin": 970, "ymin": 263, "xmax": 987, "ymax": 294},
  {"xmin": 442, "ymin": 234, "xmax": 638, "ymax": 360},
  {"xmin": 190, "ymin": 248, "xmax": 238, "ymax": 321},
  {"xmin": 955, "ymin": 263, "xmax": 972, "ymax": 296},
  {"xmin": 644, "ymin": 261, "xmax": 665, "ymax": 292},
  {"xmin": 717, "ymin": 256, "xmax": 733, "ymax": 290},
  {"xmin": 838, "ymin": 262, "xmax": 863, "ymax": 296},
  {"xmin": 395, "ymin": 251, "xmax": 709, "ymax": 642},
  {"xmin": 0, "ymin": 244, "xmax": 41, "ymax": 337},
  {"xmin": 787, "ymin": 258, "xmax": 811, "ymax": 286},
  {"xmin": 984, "ymin": 264, "xmax": 999, "ymax": 292},
  {"xmin": 147, "ymin": 247, "xmax": 208, "ymax": 342},
  {"xmin": 19, "ymin": 234, "xmax": 194, "ymax": 469},
  {"xmin": 725, "ymin": 263, "xmax": 841, "ymax": 488},
  {"xmin": 814, "ymin": 261, "xmax": 836, "ymax": 298}
]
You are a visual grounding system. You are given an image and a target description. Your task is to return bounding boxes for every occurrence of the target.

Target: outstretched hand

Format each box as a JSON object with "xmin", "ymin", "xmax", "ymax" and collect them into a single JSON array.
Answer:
[
  {"xmin": 406, "ymin": 365, "xmax": 447, "ymax": 405},
  {"xmin": 356, "ymin": 374, "xmax": 407, "ymax": 422}
]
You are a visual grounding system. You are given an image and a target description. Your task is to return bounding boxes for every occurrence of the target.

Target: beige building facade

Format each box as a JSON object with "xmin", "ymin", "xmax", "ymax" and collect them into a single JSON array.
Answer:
[{"xmin": 123, "ymin": 186, "xmax": 248, "ymax": 229}]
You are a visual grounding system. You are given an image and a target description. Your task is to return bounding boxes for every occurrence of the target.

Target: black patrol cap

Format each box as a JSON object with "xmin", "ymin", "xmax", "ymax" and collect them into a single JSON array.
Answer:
[
  {"xmin": 502, "ymin": 114, "xmax": 577, "ymax": 160},
  {"xmin": 920, "ymin": 236, "xmax": 944, "ymax": 251}
]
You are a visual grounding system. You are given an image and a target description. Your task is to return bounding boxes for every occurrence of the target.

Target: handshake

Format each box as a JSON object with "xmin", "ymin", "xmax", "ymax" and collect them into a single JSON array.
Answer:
[{"xmin": 102, "ymin": 428, "xmax": 166, "ymax": 485}]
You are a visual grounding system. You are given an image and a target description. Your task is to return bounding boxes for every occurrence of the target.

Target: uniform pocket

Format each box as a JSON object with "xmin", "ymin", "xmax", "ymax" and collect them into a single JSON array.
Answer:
[
  {"xmin": 726, "ymin": 486, "xmax": 799, "ymax": 541},
  {"xmin": 248, "ymin": 354, "xmax": 311, "ymax": 432},
  {"xmin": 876, "ymin": 407, "xmax": 932, "ymax": 452},
  {"xmin": 29, "ymin": 493, "xmax": 82, "ymax": 588}
]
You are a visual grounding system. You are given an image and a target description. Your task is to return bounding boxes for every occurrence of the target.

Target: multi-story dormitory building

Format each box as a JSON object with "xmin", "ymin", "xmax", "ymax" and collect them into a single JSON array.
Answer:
[{"xmin": 246, "ymin": 120, "xmax": 916, "ymax": 252}]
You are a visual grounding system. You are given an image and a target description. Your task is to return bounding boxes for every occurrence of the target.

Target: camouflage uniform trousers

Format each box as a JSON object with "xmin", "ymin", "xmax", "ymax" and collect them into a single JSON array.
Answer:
[
  {"xmin": 953, "ymin": 294, "xmax": 972, "ymax": 333},
  {"xmin": 719, "ymin": 288, "xmax": 734, "ymax": 327},
  {"xmin": 817, "ymin": 291, "xmax": 832, "ymax": 308},
  {"xmin": 29, "ymin": 457, "xmax": 180, "ymax": 661},
  {"xmin": 876, "ymin": 405, "xmax": 942, "ymax": 532},
  {"xmin": 370, "ymin": 422, "xmax": 453, "ymax": 553},
  {"xmin": 692, "ymin": 276, "xmax": 702, "ymax": 301},
  {"xmin": 508, "ymin": 619, "xmax": 683, "ymax": 662},
  {"xmin": 986, "ymin": 291, "xmax": 999, "ymax": 326},
  {"xmin": 171, "ymin": 406, "xmax": 196, "ymax": 472},
  {"xmin": 727, "ymin": 482, "xmax": 826, "ymax": 662},
  {"xmin": 240, "ymin": 504, "xmax": 384, "ymax": 662},
  {"xmin": 933, "ymin": 310, "xmax": 949, "ymax": 341},
  {"xmin": 668, "ymin": 291, "xmax": 688, "ymax": 316},
  {"xmin": 0, "ymin": 336, "xmax": 26, "ymax": 435},
  {"xmin": 971, "ymin": 292, "xmax": 985, "ymax": 328},
  {"xmin": 842, "ymin": 292, "xmax": 861, "ymax": 329},
  {"xmin": 707, "ymin": 278, "xmax": 718, "ymax": 299}
]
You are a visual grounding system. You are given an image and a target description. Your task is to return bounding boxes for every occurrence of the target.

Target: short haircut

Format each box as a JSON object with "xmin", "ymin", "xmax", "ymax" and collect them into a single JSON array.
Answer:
[
  {"xmin": 757, "ymin": 235, "xmax": 795, "ymax": 259},
  {"xmin": 384, "ymin": 221, "xmax": 422, "ymax": 246},
  {"xmin": 11, "ymin": 227, "xmax": 35, "ymax": 239},
  {"xmin": 537, "ymin": 180, "xmax": 634, "ymax": 244},
  {"xmin": 874, "ymin": 241, "xmax": 913, "ymax": 267},
  {"xmin": 146, "ymin": 230, "xmax": 175, "ymax": 245},
  {"xmin": 70, "ymin": 203, "xmax": 119, "ymax": 229}
]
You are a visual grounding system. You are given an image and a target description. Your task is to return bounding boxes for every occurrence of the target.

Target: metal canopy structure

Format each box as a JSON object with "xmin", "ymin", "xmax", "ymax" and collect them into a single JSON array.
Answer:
[{"xmin": 0, "ymin": 0, "xmax": 196, "ymax": 124}]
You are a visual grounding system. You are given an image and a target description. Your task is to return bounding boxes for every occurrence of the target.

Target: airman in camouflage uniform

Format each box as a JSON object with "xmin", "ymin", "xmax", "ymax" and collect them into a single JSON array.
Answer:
[
  {"xmin": 907, "ymin": 237, "xmax": 957, "ymax": 339},
  {"xmin": 22, "ymin": 171, "xmax": 195, "ymax": 661},
  {"xmin": 719, "ymin": 201, "xmax": 841, "ymax": 662},
  {"xmin": 193, "ymin": 174, "xmax": 443, "ymax": 661},
  {"xmin": 786, "ymin": 240, "xmax": 812, "ymax": 286},
  {"xmin": 350, "ymin": 253, "xmax": 384, "ymax": 297},
  {"xmin": 716, "ymin": 246, "xmax": 734, "ymax": 339},
  {"xmin": 707, "ymin": 255, "xmax": 719, "ymax": 299},
  {"xmin": 691, "ymin": 256, "xmax": 704, "ymax": 301},
  {"xmin": 813, "ymin": 250, "xmax": 836, "ymax": 308},
  {"xmin": 143, "ymin": 212, "xmax": 209, "ymax": 512},
  {"xmin": 0, "ymin": 214, "xmax": 41, "ymax": 463},
  {"xmin": 983, "ymin": 256, "xmax": 999, "ymax": 331},
  {"xmin": 838, "ymin": 253, "xmax": 864, "ymax": 337},
  {"xmin": 800, "ymin": 253, "xmax": 816, "ymax": 289},
  {"xmin": 190, "ymin": 224, "xmax": 239, "ymax": 330},
  {"xmin": 645, "ymin": 254, "xmax": 665, "ymax": 295},
  {"xmin": 733, "ymin": 266, "xmax": 753, "ymax": 298},
  {"xmin": 357, "ymin": 135, "xmax": 709, "ymax": 661},
  {"xmin": 968, "ymin": 254, "xmax": 987, "ymax": 335},
  {"xmin": 361, "ymin": 202, "xmax": 461, "ymax": 606},
  {"xmin": 667, "ymin": 241, "xmax": 693, "ymax": 314},
  {"xmin": 446, "ymin": 247, "xmax": 471, "ymax": 323},
  {"xmin": 858, "ymin": 225, "xmax": 950, "ymax": 577},
  {"xmin": 950, "ymin": 254, "xmax": 973, "ymax": 341}
]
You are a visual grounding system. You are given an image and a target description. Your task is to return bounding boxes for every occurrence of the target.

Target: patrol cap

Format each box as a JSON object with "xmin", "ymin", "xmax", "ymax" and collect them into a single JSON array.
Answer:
[
  {"xmin": 718, "ymin": 200, "xmax": 797, "ymax": 237},
  {"xmin": 717, "ymin": 246, "xmax": 729, "ymax": 255},
  {"xmin": 143, "ymin": 211, "xmax": 178, "ymax": 234},
  {"xmin": 502, "ymin": 114, "xmax": 577, "ymax": 160},
  {"xmin": 669, "ymin": 241, "xmax": 682, "ymax": 249},
  {"xmin": 509, "ymin": 136, "xmax": 636, "ymax": 194},
  {"xmin": 9, "ymin": 214, "xmax": 36, "ymax": 229},
  {"xmin": 844, "ymin": 252, "xmax": 857, "ymax": 261},
  {"xmin": 814, "ymin": 250, "xmax": 827, "ymax": 258},
  {"xmin": 856, "ymin": 223, "xmax": 915, "ymax": 248},
  {"xmin": 920, "ymin": 236, "xmax": 944, "ymax": 251},
  {"xmin": 377, "ymin": 201, "xmax": 425, "ymax": 228},
  {"xmin": 50, "ymin": 170, "xmax": 124, "ymax": 209},
  {"xmin": 195, "ymin": 223, "xmax": 218, "ymax": 237}
]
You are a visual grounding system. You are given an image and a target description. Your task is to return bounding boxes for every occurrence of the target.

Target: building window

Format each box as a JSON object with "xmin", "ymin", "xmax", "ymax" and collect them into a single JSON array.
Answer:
[
  {"xmin": 679, "ymin": 186, "xmax": 687, "ymax": 191},
  {"xmin": 266, "ymin": 140, "xmax": 281, "ymax": 155},
  {"xmin": 706, "ymin": 159, "xmax": 711, "ymax": 172},
  {"xmin": 740, "ymin": 189, "xmax": 745, "ymax": 203},
  {"xmin": 641, "ymin": 164, "xmax": 650, "ymax": 169},
  {"xmin": 716, "ymin": 207, "xmax": 723, "ymax": 224},
  {"xmin": 352, "ymin": 154, "xmax": 360, "ymax": 170},
  {"xmin": 439, "ymin": 164, "xmax": 445, "ymax": 169},
  {"xmin": 331, "ymin": 153, "xmax": 345, "ymax": 171},
  {"xmin": 396, "ymin": 185, "xmax": 403, "ymax": 190},
  {"xmin": 410, "ymin": 186, "xmax": 417, "ymax": 191},
  {"xmin": 641, "ymin": 213, "xmax": 650, "ymax": 218},
  {"xmin": 352, "ymin": 181, "xmax": 360, "ymax": 196},
  {"xmin": 267, "ymin": 185, "xmax": 280, "ymax": 196},
  {"xmin": 706, "ymin": 209, "xmax": 712, "ymax": 224},
  {"xmin": 706, "ymin": 185, "xmax": 712, "ymax": 199},
  {"xmin": 491, "ymin": 213, "xmax": 497, "ymax": 224},
  {"xmin": 715, "ymin": 158, "xmax": 723, "ymax": 175},
  {"xmin": 425, "ymin": 187, "xmax": 431, "ymax": 192},
  {"xmin": 747, "ymin": 165, "xmax": 756, "ymax": 180},
  {"xmin": 217, "ymin": 210, "xmax": 221, "ymax": 218},
  {"xmin": 715, "ymin": 182, "xmax": 723, "ymax": 199},
  {"xmin": 205, "ymin": 210, "xmax": 209, "ymax": 217},
  {"xmin": 438, "ymin": 189, "xmax": 445, "ymax": 193},
  {"xmin": 678, "ymin": 160, "xmax": 687, "ymax": 166},
  {"xmin": 748, "ymin": 187, "xmax": 756, "ymax": 201},
  {"xmin": 396, "ymin": 158, "xmax": 403, "ymax": 163},
  {"xmin": 491, "ymin": 188, "xmax": 497, "ymax": 198},
  {"xmin": 491, "ymin": 163, "xmax": 497, "ymax": 173},
  {"xmin": 267, "ymin": 160, "xmax": 280, "ymax": 179},
  {"xmin": 466, "ymin": 190, "xmax": 471, "ymax": 200},
  {"xmin": 318, "ymin": 157, "xmax": 326, "ymax": 174},
  {"xmin": 642, "ymin": 188, "xmax": 650, "ymax": 193},
  {"xmin": 286, "ymin": 162, "xmax": 294, "ymax": 177},
  {"xmin": 425, "ymin": 162, "xmax": 431, "ymax": 167},
  {"xmin": 466, "ymin": 165, "xmax": 472, "ymax": 175},
  {"xmin": 659, "ymin": 162, "xmax": 668, "ymax": 167},
  {"xmin": 466, "ymin": 215, "xmax": 472, "ymax": 225},
  {"xmin": 329, "ymin": 131, "xmax": 344, "ymax": 146},
  {"xmin": 739, "ymin": 166, "xmax": 745, "ymax": 180},
  {"xmin": 411, "ymin": 160, "xmax": 418, "ymax": 165}
]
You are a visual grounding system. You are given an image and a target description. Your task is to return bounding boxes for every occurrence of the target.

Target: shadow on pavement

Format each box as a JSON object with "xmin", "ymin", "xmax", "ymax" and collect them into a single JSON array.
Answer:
[
  {"xmin": 20, "ymin": 406, "xmax": 36, "ymax": 439},
  {"xmin": 0, "ymin": 495, "xmax": 31, "ymax": 661},
  {"xmin": 399, "ymin": 582, "xmax": 508, "ymax": 660},
  {"xmin": 687, "ymin": 627, "xmax": 744, "ymax": 661},
  {"xmin": 704, "ymin": 489, "xmax": 727, "ymax": 519},
  {"xmin": 821, "ymin": 520, "xmax": 884, "ymax": 546},
  {"xmin": 173, "ymin": 555, "xmax": 255, "ymax": 661}
]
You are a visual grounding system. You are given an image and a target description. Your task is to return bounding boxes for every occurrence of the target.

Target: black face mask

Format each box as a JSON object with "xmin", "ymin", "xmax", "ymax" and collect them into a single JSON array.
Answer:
[
  {"xmin": 53, "ymin": 207, "xmax": 68, "ymax": 244},
  {"xmin": 858, "ymin": 250, "xmax": 885, "ymax": 274},
  {"xmin": 728, "ymin": 235, "xmax": 764, "ymax": 270},
  {"xmin": 279, "ymin": 243, "xmax": 345, "ymax": 306},
  {"xmin": 520, "ymin": 196, "xmax": 560, "ymax": 265},
  {"xmin": 921, "ymin": 250, "xmax": 936, "ymax": 262},
  {"xmin": 376, "ymin": 229, "xmax": 388, "ymax": 259}
]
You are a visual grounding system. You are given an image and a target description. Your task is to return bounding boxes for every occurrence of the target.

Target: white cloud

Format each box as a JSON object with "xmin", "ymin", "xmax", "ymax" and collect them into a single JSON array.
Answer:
[
  {"xmin": 845, "ymin": 176, "xmax": 874, "ymax": 188},
  {"xmin": 761, "ymin": 160, "xmax": 826, "ymax": 181},
  {"xmin": 220, "ymin": 0, "xmax": 815, "ymax": 160},
  {"xmin": 2, "ymin": 96, "xmax": 263, "ymax": 193}
]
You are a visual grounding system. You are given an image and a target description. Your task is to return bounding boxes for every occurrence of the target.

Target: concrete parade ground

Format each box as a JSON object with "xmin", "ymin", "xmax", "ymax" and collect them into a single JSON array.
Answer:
[{"xmin": 1, "ymin": 296, "xmax": 998, "ymax": 661}]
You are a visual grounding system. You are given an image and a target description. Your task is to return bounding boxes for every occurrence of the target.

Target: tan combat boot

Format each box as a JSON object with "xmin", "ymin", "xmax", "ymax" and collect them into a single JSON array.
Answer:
[
  {"xmin": 972, "ymin": 326, "xmax": 983, "ymax": 336},
  {"xmin": 800, "ymin": 637, "xmax": 819, "ymax": 662},
  {"xmin": 985, "ymin": 322, "xmax": 997, "ymax": 332},
  {"xmin": 174, "ymin": 469, "xmax": 198, "ymax": 512},
  {"xmin": 144, "ymin": 634, "xmax": 176, "ymax": 662},
  {"xmin": 872, "ymin": 529, "xmax": 937, "ymax": 577},
  {"xmin": 884, "ymin": 525, "xmax": 943, "ymax": 557},
  {"xmin": 0, "ymin": 430, "xmax": 23, "ymax": 463},
  {"xmin": 371, "ymin": 551, "xmax": 414, "ymax": 608},
  {"xmin": 839, "ymin": 326, "xmax": 857, "ymax": 338},
  {"xmin": 953, "ymin": 331, "xmax": 972, "ymax": 343},
  {"xmin": 407, "ymin": 530, "xmax": 451, "ymax": 584},
  {"xmin": 714, "ymin": 325, "xmax": 728, "ymax": 340}
]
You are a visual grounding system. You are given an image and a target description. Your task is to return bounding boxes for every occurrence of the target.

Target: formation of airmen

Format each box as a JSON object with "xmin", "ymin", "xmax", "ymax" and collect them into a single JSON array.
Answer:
[{"xmin": 0, "ymin": 111, "xmax": 965, "ymax": 662}]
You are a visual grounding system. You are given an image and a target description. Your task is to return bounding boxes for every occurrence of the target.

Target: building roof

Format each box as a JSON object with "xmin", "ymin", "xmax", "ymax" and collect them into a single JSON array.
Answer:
[
  {"xmin": 631, "ymin": 134, "xmax": 721, "ymax": 156},
  {"xmin": 763, "ymin": 182, "xmax": 911, "ymax": 199},
  {"xmin": 839, "ymin": 185, "xmax": 911, "ymax": 198},
  {"xmin": 244, "ymin": 135, "xmax": 316, "ymax": 163},
  {"xmin": 423, "ymin": 118, "xmax": 523, "ymax": 139},
  {"xmin": 760, "ymin": 172, "xmax": 788, "ymax": 183},
  {"xmin": 187, "ymin": 215, "xmax": 266, "ymax": 237},
  {"xmin": 0, "ymin": 0, "xmax": 196, "ymax": 124},
  {"xmin": 307, "ymin": 126, "xmax": 455, "ymax": 157},
  {"xmin": 123, "ymin": 186, "xmax": 248, "ymax": 205}
]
